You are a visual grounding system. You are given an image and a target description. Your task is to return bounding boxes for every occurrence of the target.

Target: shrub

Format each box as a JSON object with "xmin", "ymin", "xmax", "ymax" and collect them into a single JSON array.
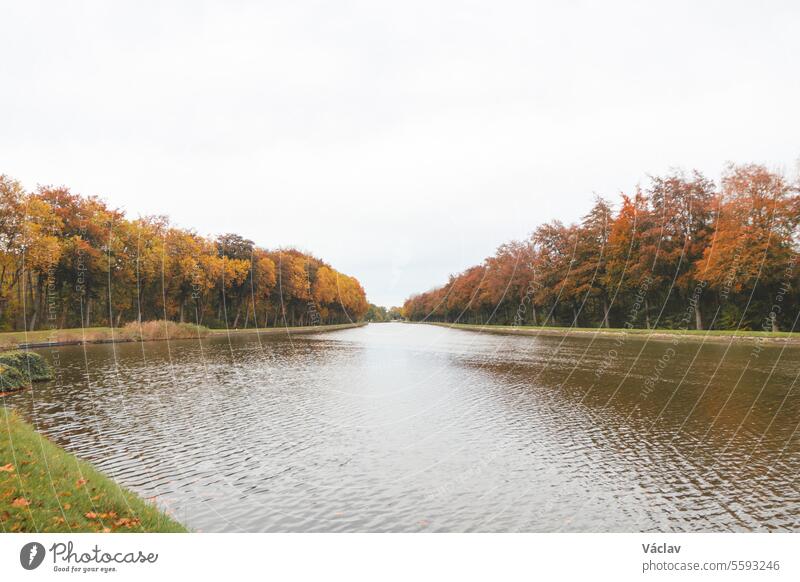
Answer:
[
  {"xmin": 0, "ymin": 363, "xmax": 25, "ymax": 391},
  {"xmin": 52, "ymin": 329, "xmax": 108, "ymax": 343},
  {"xmin": 0, "ymin": 351, "xmax": 53, "ymax": 391},
  {"xmin": 119, "ymin": 320, "xmax": 209, "ymax": 341}
]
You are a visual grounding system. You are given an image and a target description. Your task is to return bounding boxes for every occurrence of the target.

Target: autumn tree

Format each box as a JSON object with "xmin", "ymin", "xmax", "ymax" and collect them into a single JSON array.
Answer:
[
  {"xmin": 404, "ymin": 163, "xmax": 799, "ymax": 333},
  {"xmin": 697, "ymin": 164, "xmax": 799, "ymax": 330},
  {"xmin": 0, "ymin": 175, "xmax": 369, "ymax": 332},
  {"xmin": 570, "ymin": 196, "xmax": 613, "ymax": 327}
]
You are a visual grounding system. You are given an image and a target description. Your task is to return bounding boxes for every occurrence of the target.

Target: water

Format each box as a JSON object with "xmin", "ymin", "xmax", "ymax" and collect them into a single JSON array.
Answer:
[{"xmin": 5, "ymin": 323, "xmax": 799, "ymax": 532}]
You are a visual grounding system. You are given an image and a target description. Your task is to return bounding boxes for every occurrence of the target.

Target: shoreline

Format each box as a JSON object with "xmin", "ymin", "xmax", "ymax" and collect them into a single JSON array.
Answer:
[
  {"xmin": 208, "ymin": 321, "xmax": 367, "ymax": 338},
  {"xmin": 0, "ymin": 407, "xmax": 186, "ymax": 533},
  {"xmin": 1, "ymin": 322, "xmax": 367, "ymax": 350},
  {"xmin": 421, "ymin": 321, "xmax": 800, "ymax": 345}
]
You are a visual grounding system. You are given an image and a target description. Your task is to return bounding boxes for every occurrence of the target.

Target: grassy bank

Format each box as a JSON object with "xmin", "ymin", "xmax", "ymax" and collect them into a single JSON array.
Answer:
[
  {"xmin": 0, "ymin": 321, "xmax": 365, "ymax": 349},
  {"xmin": 0, "ymin": 327, "xmax": 113, "ymax": 350},
  {"xmin": 0, "ymin": 408, "xmax": 186, "ymax": 533},
  {"xmin": 424, "ymin": 322, "xmax": 800, "ymax": 344},
  {"xmin": 0, "ymin": 321, "xmax": 208, "ymax": 349},
  {"xmin": 207, "ymin": 322, "xmax": 367, "ymax": 337}
]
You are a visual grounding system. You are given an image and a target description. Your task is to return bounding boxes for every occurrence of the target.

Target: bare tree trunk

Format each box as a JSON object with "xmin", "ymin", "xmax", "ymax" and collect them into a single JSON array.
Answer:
[
  {"xmin": 27, "ymin": 271, "xmax": 38, "ymax": 330},
  {"xmin": 602, "ymin": 298, "xmax": 610, "ymax": 328},
  {"xmin": 695, "ymin": 302, "xmax": 703, "ymax": 331},
  {"xmin": 36, "ymin": 277, "xmax": 47, "ymax": 330},
  {"xmin": 16, "ymin": 278, "xmax": 23, "ymax": 330},
  {"xmin": 38, "ymin": 277, "xmax": 47, "ymax": 329},
  {"xmin": 644, "ymin": 299, "xmax": 651, "ymax": 329}
]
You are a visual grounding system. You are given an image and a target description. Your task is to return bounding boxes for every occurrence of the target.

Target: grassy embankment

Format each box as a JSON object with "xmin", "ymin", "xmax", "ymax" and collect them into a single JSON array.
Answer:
[
  {"xmin": 207, "ymin": 321, "xmax": 366, "ymax": 337},
  {"xmin": 0, "ymin": 320, "xmax": 366, "ymax": 350},
  {"xmin": 0, "ymin": 408, "xmax": 186, "ymax": 532},
  {"xmin": 0, "ymin": 321, "xmax": 207, "ymax": 350},
  {"xmin": 425, "ymin": 321, "xmax": 800, "ymax": 343}
]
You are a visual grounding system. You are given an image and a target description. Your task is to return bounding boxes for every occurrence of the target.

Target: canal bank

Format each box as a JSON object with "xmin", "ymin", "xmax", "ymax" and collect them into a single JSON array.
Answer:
[
  {"xmin": 422, "ymin": 321, "xmax": 800, "ymax": 345},
  {"xmin": 208, "ymin": 322, "xmax": 367, "ymax": 339},
  {"xmin": 0, "ymin": 322, "xmax": 368, "ymax": 350},
  {"xmin": 0, "ymin": 407, "xmax": 187, "ymax": 533}
]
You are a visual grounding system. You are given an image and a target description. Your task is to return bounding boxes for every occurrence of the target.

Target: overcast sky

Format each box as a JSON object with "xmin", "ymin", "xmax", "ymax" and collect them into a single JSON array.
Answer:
[{"xmin": 1, "ymin": 1, "xmax": 799, "ymax": 306}]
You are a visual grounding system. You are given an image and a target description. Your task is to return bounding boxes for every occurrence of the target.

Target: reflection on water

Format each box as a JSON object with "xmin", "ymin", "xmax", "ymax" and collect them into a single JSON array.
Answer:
[{"xmin": 6, "ymin": 323, "xmax": 800, "ymax": 531}]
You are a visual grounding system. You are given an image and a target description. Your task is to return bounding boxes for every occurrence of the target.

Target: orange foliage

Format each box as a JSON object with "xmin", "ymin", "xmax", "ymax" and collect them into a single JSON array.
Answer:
[
  {"xmin": 405, "ymin": 164, "xmax": 799, "ymax": 331},
  {"xmin": 0, "ymin": 175, "xmax": 369, "ymax": 330}
]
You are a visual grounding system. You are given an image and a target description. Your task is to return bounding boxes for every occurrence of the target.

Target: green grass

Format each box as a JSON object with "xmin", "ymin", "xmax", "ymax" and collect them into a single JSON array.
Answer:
[
  {"xmin": 207, "ymin": 322, "xmax": 366, "ymax": 335},
  {"xmin": 0, "ymin": 327, "xmax": 113, "ymax": 348},
  {"xmin": 0, "ymin": 408, "xmax": 186, "ymax": 533},
  {"xmin": 0, "ymin": 321, "xmax": 366, "ymax": 348},
  {"xmin": 427, "ymin": 321, "xmax": 799, "ymax": 339}
]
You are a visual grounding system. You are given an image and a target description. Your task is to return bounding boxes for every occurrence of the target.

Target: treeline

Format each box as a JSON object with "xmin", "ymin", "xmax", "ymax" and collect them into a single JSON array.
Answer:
[
  {"xmin": 365, "ymin": 304, "xmax": 403, "ymax": 322},
  {"xmin": 0, "ymin": 175, "xmax": 369, "ymax": 331},
  {"xmin": 404, "ymin": 163, "xmax": 800, "ymax": 332}
]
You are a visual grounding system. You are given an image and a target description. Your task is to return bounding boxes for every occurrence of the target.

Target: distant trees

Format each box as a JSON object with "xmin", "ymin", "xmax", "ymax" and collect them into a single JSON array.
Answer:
[
  {"xmin": 366, "ymin": 304, "xmax": 388, "ymax": 322},
  {"xmin": 365, "ymin": 305, "xmax": 406, "ymax": 322},
  {"xmin": 404, "ymin": 163, "xmax": 800, "ymax": 331},
  {"xmin": 0, "ymin": 175, "xmax": 369, "ymax": 331}
]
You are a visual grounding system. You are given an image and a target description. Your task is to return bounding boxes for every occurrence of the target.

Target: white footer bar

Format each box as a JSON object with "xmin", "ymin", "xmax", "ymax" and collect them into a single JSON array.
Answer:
[{"xmin": 1, "ymin": 533, "xmax": 795, "ymax": 581}]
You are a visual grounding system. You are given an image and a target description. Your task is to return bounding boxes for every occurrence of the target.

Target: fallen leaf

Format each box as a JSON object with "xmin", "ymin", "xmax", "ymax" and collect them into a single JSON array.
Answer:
[
  {"xmin": 11, "ymin": 497, "xmax": 30, "ymax": 507},
  {"xmin": 0, "ymin": 464, "xmax": 14, "ymax": 472},
  {"xmin": 102, "ymin": 527, "xmax": 110, "ymax": 533},
  {"xmin": 85, "ymin": 512, "xmax": 98, "ymax": 519},
  {"xmin": 63, "ymin": 503, "xmax": 71, "ymax": 510},
  {"xmin": 75, "ymin": 478, "xmax": 88, "ymax": 487}
]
